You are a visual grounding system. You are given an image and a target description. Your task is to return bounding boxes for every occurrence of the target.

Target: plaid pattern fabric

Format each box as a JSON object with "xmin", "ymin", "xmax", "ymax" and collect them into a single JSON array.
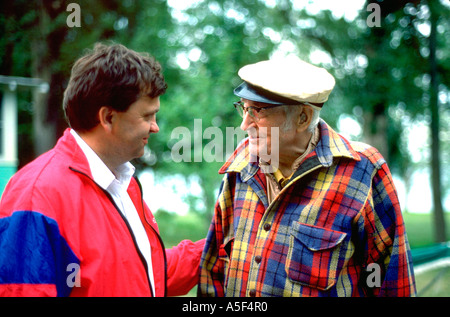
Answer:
[{"xmin": 198, "ymin": 120, "xmax": 416, "ymax": 297}]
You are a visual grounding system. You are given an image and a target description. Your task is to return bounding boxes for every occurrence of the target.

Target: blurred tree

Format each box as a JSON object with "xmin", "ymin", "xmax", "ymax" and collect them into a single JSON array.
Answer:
[
  {"xmin": 31, "ymin": 0, "xmax": 68, "ymax": 156},
  {"xmin": 1, "ymin": 0, "xmax": 448, "ymax": 233},
  {"xmin": 276, "ymin": 0, "xmax": 449, "ymax": 241},
  {"xmin": 360, "ymin": 0, "xmax": 449, "ymax": 242},
  {"xmin": 361, "ymin": 0, "xmax": 448, "ymax": 242},
  {"xmin": 428, "ymin": 0, "xmax": 446, "ymax": 242},
  {"xmin": 1, "ymin": 1, "xmax": 125, "ymax": 162},
  {"xmin": 135, "ymin": 0, "xmax": 285, "ymax": 218}
]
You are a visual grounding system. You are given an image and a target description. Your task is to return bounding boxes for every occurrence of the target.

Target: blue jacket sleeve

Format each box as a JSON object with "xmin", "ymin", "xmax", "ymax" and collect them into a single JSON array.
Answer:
[{"xmin": 0, "ymin": 211, "xmax": 80, "ymax": 297}]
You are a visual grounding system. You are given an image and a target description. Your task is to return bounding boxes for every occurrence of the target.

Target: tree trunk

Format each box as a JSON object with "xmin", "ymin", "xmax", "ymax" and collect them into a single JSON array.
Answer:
[
  {"xmin": 31, "ymin": 1, "xmax": 67, "ymax": 156},
  {"xmin": 428, "ymin": 0, "xmax": 446, "ymax": 243},
  {"xmin": 363, "ymin": 108, "xmax": 389, "ymax": 162},
  {"xmin": 31, "ymin": 1, "xmax": 56, "ymax": 155}
]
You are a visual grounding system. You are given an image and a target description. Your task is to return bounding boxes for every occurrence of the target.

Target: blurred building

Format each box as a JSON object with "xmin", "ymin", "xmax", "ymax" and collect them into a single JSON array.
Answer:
[{"xmin": 0, "ymin": 75, "xmax": 48, "ymax": 195}]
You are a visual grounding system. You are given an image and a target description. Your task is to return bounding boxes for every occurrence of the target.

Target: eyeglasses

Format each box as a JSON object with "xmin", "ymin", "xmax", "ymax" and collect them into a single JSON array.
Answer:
[{"xmin": 233, "ymin": 100, "xmax": 286, "ymax": 121}]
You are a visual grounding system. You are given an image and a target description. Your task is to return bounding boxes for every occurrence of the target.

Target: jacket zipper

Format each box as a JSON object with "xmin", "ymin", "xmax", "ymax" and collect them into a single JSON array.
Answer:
[
  {"xmin": 134, "ymin": 176, "xmax": 169, "ymax": 297},
  {"xmin": 69, "ymin": 167, "xmax": 156, "ymax": 296}
]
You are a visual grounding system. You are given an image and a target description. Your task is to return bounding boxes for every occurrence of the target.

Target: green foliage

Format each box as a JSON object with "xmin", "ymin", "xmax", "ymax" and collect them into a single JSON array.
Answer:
[
  {"xmin": 154, "ymin": 210, "xmax": 209, "ymax": 248},
  {"xmin": 1, "ymin": 0, "xmax": 448, "ymax": 216},
  {"xmin": 1, "ymin": 1, "xmax": 449, "ymax": 293}
]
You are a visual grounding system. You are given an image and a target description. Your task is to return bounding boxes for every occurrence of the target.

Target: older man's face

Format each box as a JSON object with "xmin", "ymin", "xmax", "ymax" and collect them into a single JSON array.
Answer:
[{"xmin": 239, "ymin": 99, "xmax": 299, "ymax": 169}]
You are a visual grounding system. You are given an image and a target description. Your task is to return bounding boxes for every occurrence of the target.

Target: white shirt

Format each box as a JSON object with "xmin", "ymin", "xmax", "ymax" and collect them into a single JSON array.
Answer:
[{"xmin": 70, "ymin": 129, "xmax": 155, "ymax": 295}]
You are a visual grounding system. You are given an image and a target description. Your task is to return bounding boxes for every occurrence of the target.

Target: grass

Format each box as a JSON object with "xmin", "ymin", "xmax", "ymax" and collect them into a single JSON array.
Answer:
[
  {"xmin": 403, "ymin": 212, "xmax": 450, "ymax": 249},
  {"xmin": 415, "ymin": 266, "xmax": 450, "ymax": 297},
  {"xmin": 154, "ymin": 210, "xmax": 209, "ymax": 248},
  {"xmin": 403, "ymin": 212, "xmax": 450, "ymax": 297}
]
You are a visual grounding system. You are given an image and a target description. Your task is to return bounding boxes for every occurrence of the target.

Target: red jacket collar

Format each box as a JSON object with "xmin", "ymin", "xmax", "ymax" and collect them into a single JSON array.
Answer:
[{"xmin": 54, "ymin": 128, "xmax": 94, "ymax": 179}]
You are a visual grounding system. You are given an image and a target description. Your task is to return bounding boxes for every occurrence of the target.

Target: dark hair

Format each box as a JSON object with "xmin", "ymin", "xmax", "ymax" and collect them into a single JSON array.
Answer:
[{"xmin": 63, "ymin": 42, "xmax": 167, "ymax": 132}]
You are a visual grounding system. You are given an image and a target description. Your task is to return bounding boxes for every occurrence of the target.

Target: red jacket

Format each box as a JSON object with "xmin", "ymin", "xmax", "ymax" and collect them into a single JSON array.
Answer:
[{"xmin": 0, "ymin": 129, "xmax": 204, "ymax": 297}]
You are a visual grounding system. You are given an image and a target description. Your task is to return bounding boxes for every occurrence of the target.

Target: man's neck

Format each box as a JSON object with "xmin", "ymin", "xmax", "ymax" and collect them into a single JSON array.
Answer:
[
  {"xmin": 74, "ymin": 129, "xmax": 123, "ymax": 177},
  {"xmin": 278, "ymin": 129, "xmax": 314, "ymax": 177}
]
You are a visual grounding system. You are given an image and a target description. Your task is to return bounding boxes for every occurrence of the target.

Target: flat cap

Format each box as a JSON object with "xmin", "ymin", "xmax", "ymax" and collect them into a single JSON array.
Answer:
[{"xmin": 234, "ymin": 56, "xmax": 335, "ymax": 106}]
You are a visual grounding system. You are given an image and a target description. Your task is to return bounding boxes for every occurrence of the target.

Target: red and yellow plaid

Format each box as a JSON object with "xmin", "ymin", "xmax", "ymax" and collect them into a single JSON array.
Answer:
[{"xmin": 198, "ymin": 120, "xmax": 416, "ymax": 297}]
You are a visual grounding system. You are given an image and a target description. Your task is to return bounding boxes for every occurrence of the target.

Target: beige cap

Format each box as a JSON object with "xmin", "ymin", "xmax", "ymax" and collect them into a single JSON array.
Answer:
[{"xmin": 237, "ymin": 56, "xmax": 335, "ymax": 105}]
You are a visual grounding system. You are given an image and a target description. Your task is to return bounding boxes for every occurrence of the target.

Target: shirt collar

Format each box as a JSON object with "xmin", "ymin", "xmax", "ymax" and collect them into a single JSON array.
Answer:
[
  {"xmin": 220, "ymin": 119, "xmax": 361, "ymax": 178},
  {"xmin": 70, "ymin": 129, "xmax": 135, "ymax": 191}
]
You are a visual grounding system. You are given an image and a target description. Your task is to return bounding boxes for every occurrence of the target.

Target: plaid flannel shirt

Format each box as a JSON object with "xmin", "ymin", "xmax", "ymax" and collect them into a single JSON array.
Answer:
[{"xmin": 198, "ymin": 120, "xmax": 416, "ymax": 297}]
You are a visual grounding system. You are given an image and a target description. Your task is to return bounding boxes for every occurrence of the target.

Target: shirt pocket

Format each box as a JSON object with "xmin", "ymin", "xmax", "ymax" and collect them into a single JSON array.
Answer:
[{"xmin": 285, "ymin": 222, "xmax": 347, "ymax": 291}]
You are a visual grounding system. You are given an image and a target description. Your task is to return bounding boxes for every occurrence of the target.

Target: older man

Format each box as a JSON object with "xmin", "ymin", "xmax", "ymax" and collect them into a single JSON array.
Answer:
[
  {"xmin": 0, "ymin": 43, "xmax": 204, "ymax": 297},
  {"xmin": 198, "ymin": 57, "xmax": 416, "ymax": 297}
]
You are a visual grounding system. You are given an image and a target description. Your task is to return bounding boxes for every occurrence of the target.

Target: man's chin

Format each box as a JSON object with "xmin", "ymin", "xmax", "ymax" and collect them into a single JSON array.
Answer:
[{"xmin": 133, "ymin": 148, "xmax": 146, "ymax": 160}]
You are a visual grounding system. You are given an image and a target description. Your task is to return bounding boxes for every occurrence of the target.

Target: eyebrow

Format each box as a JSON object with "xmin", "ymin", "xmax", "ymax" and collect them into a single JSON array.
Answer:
[{"xmin": 142, "ymin": 108, "xmax": 159, "ymax": 117}]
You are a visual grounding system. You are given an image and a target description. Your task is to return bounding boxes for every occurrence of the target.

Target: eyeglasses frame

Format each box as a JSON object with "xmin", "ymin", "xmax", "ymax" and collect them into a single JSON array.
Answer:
[{"xmin": 233, "ymin": 100, "xmax": 288, "ymax": 121}]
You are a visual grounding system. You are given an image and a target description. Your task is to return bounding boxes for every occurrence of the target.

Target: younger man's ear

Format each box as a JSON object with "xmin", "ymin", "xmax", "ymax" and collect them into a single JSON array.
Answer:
[{"xmin": 98, "ymin": 106, "xmax": 115, "ymax": 132}]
